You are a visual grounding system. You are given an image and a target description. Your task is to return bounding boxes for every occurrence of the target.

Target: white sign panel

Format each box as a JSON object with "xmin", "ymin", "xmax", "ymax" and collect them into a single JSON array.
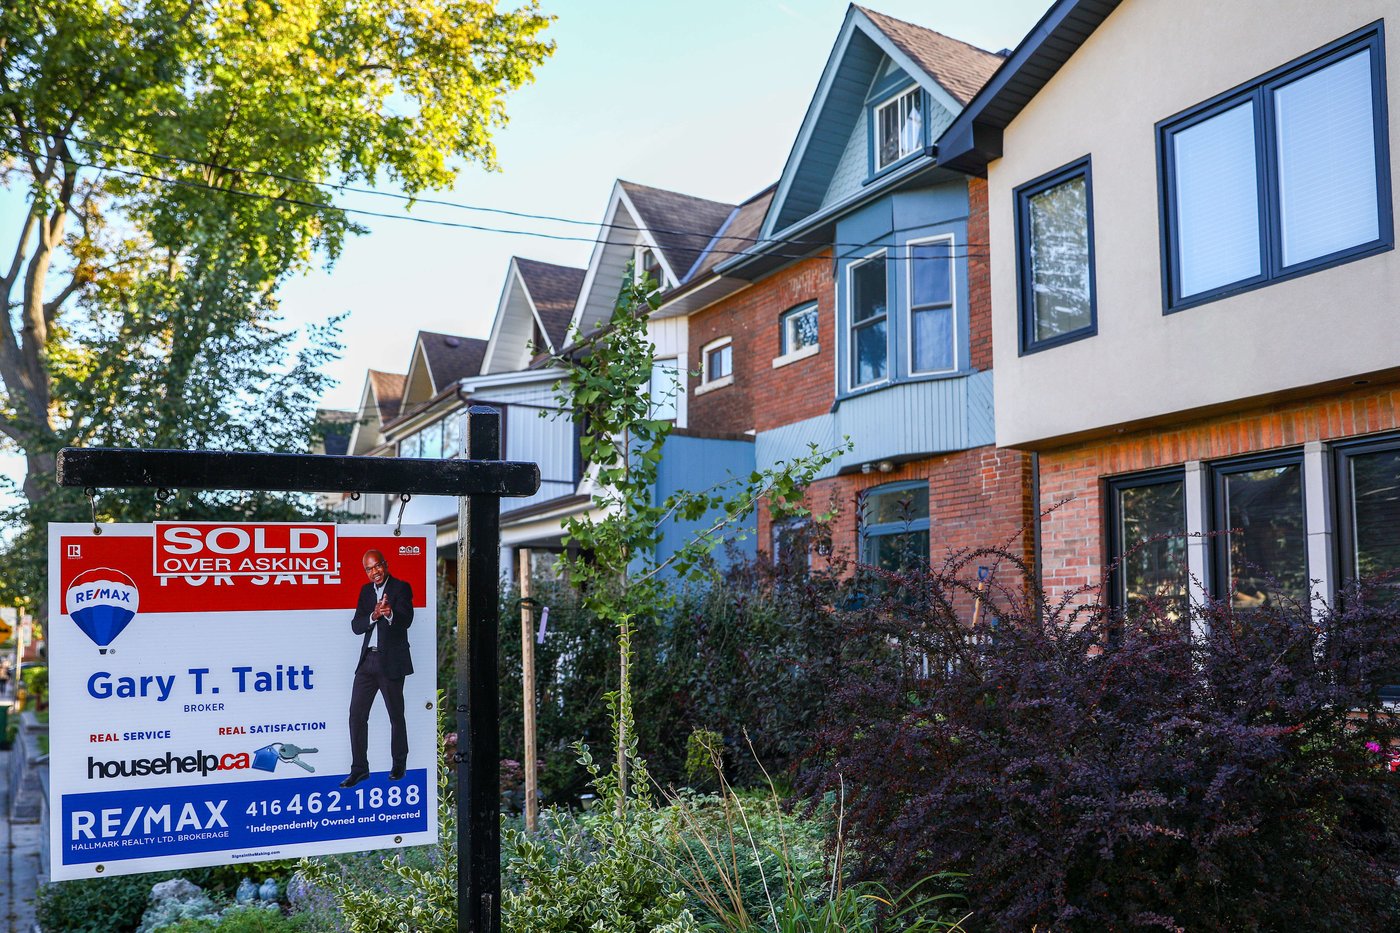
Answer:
[{"xmin": 48, "ymin": 523, "xmax": 437, "ymax": 880}]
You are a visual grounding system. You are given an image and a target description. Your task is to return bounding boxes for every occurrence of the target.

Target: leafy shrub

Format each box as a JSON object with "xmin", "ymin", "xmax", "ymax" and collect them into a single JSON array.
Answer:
[
  {"xmin": 20, "ymin": 662, "xmax": 47, "ymax": 708},
  {"xmin": 38, "ymin": 865, "xmax": 299, "ymax": 933},
  {"xmin": 294, "ymin": 768, "xmax": 457, "ymax": 932},
  {"xmin": 494, "ymin": 555, "xmax": 862, "ymax": 801},
  {"xmin": 501, "ymin": 744, "xmax": 698, "ymax": 932},
  {"xmin": 160, "ymin": 906, "xmax": 307, "ymax": 931},
  {"xmin": 807, "ymin": 548, "xmax": 1400, "ymax": 930}
]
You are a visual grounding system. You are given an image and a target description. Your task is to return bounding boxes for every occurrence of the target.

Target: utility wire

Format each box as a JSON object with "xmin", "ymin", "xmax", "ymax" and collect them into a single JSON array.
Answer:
[{"xmin": 3, "ymin": 136, "xmax": 992, "ymax": 260}]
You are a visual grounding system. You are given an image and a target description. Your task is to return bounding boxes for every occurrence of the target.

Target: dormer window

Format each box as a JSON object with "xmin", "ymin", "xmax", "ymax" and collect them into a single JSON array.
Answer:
[
  {"xmin": 636, "ymin": 246, "xmax": 664, "ymax": 291},
  {"xmin": 875, "ymin": 87, "xmax": 924, "ymax": 171}
]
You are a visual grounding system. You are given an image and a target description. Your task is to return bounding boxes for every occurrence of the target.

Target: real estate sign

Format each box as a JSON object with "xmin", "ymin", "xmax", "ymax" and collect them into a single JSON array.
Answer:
[{"xmin": 47, "ymin": 522, "xmax": 438, "ymax": 880}]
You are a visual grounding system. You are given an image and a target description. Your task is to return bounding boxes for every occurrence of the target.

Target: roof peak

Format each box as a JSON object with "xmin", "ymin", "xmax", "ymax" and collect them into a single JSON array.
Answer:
[{"xmin": 854, "ymin": 5, "xmax": 999, "ymax": 60}]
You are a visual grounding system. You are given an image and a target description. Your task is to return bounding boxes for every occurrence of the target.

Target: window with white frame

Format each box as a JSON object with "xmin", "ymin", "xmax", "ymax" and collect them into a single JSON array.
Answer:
[
  {"xmin": 1159, "ymin": 27, "xmax": 1391, "ymax": 310},
  {"xmin": 909, "ymin": 237, "xmax": 956, "ymax": 373},
  {"xmin": 874, "ymin": 87, "xmax": 924, "ymax": 172},
  {"xmin": 648, "ymin": 357, "xmax": 681, "ymax": 420},
  {"xmin": 848, "ymin": 253, "xmax": 888, "ymax": 389},
  {"xmin": 778, "ymin": 302, "xmax": 819, "ymax": 359},
  {"xmin": 636, "ymin": 246, "xmax": 664, "ymax": 292},
  {"xmin": 700, "ymin": 337, "xmax": 733, "ymax": 388}
]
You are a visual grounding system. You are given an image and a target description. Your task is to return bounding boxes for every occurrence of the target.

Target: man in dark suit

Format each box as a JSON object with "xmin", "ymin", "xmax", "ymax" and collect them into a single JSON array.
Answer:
[{"xmin": 342, "ymin": 548, "xmax": 415, "ymax": 787}]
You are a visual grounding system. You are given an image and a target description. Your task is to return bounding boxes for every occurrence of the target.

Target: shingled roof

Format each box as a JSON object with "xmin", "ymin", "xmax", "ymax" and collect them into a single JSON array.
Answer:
[
  {"xmin": 620, "ymin": 181, "xmax": 736, "ymax": 283},
  {"xmin": 515, "ymin": 258, "xmax": 585, "ymax": 349},
  {"xmin": 685, "ymin": 186, "xmax": 777, "ymax": 284},
  {"xmin": 858, "ymin": 6, "xmax": 1005, "ymax": 107},
  {"xmin": 368, "ymin": 370, "xmax": 406, "ymax": 423},
  {"xmin": 418, "ymin": 332, "xmax": 487, "ymax": 390}
]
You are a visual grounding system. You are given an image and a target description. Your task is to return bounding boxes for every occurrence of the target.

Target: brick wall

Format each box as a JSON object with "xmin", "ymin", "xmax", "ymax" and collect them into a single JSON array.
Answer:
[
  {"xmin": 967, "ymin": 177, "xmax": 992, "ymax": 372},
  {"xmin": 1037, "ymin": 381, "xmax": 1400, "ymax": 603},
  {"xmin": 686, "ymin": 251, "xmax": 835, "ymax": 436},
  {"xmin": 757, "ymin": 446, "xmax": 1033, "ymax": 601}
]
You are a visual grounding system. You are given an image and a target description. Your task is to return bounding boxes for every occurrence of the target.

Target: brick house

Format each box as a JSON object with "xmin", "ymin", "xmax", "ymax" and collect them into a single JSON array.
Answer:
[
  {"xmin": 939, "ymin": 0, "xmax": 1399, "ymax": 612},
  {"xmin": 656, "ymin": 6, "xmax": 1034, "ymax": 577}
]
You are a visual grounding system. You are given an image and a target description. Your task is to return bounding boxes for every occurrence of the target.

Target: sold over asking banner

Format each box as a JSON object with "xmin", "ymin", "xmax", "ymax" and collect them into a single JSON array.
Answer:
[{"xmin": 47, "ymin": 522, "xmax": 438, "ymax": 881}]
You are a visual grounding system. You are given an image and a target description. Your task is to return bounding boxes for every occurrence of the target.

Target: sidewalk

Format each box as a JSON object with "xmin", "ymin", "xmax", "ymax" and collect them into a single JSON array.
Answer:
[{"xmin": 1, "ymin": 697, "xmax": 42, "ymax": 933}]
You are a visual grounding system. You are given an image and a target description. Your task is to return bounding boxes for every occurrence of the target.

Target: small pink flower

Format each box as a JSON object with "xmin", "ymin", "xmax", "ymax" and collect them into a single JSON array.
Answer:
[{"xmin": 1365, "ymin": 741, "xmax": 1383, "ymax": 753}]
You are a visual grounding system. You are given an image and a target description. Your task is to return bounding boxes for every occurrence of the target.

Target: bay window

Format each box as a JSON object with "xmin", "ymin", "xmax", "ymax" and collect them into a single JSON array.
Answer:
[
  {"xmin": 909, "ymin": 237, "xmax": 955, "ymax": 374},
  {"xmin": 848, "ymin": 253, "xmax": 888, "ymax": 388}
]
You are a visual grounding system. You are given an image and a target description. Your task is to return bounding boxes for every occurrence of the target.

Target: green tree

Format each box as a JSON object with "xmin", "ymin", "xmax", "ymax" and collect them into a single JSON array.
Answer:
[
  {"xmin": 0, "ymin": 0, "xmax": 554, "ymax": 605},
  {"xmin": 551, "ymin": 268, "xmax": 842, "ymax": 812}
]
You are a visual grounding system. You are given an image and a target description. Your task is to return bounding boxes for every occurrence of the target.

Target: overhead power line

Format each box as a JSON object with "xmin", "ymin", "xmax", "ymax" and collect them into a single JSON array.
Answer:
[{"xmin": 0, "ymin": 140, "xmax": 991, "ymax": 262}]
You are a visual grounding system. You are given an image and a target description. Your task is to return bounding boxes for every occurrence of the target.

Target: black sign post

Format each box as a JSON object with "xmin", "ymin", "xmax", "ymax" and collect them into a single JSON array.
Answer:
[{"xmin": 56, "ymin": 405, "xmax": 534, "ymax": 933}]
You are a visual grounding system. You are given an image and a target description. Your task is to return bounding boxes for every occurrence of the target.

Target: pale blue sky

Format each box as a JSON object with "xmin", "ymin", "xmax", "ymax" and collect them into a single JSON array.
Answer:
[
  {"xmin": 283, "ymin": 0, "xmax": 1051, "ymax": 411},
  {"xmin": 0, "ymin": 0, "xmax": 1050, "ymax": 498}
]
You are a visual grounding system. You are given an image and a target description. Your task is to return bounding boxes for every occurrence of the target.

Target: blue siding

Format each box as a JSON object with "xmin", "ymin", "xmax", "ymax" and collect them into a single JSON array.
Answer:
[
  {"xmin": 834, "ymin": 180, "xmax": 975, "ymax": 401},
  {"xmin": 754, "ymin": 371, "xmax": 995, "ymax": 475},
  {"xmin": 651, "ymin": 434, "xmax": 758, "ymax": 576}
]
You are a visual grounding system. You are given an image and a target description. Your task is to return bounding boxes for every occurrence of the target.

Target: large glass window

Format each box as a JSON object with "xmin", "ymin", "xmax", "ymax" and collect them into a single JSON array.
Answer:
[
  {"xmin": 1160, "ymin": 28, "xmax": 1390, "ymax": 310},
  {"xmin": 442, "ymin": 413, "xmax": 462, "ymax": 458},
  {"xmin": 648, "ymin": 358, "xmax": 680, "ymax": 421},
  {"xmin": 1014, "ymin": 157, "xmax": 1096, "ymax": 353},
  {"xmin": 859, "ymin": 482, "xmax": 930, "ymax": 573},
  {"xmin": 1336, "ymin": 434, "xmax": 1400, "ymax": 605},
  {"xmin": 909, "ymin": 238, "xmax": 955, "ymax": 373},
  {"xmin": 848, "ymin": 254, "xmax": 888, "ymax": 388},
  {"xmin": 1107, "ymin": 470, "xmax": 1189, "ymax": 619},
  {"xmin": 419, "ymin": 420, "xmax": 443, "ymax": 459},
  {"xmin": 874, "ymin": 87, "xmax": 924, "ymax": 172},
  {"xmin": 1211, "ymin": 454, "xmax": 1308, "ymax": 609}
]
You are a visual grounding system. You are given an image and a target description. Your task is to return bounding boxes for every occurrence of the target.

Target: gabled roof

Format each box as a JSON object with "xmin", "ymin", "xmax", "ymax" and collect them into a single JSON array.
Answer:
[
  {"xmin": 858, "ymin": 7, "xmax": 1003, "ymax": 107},
  {"xmin": 515, "ymin": 258, "xmax": 585, "ymax": 349},
  {"xmin": 938, "ymin": 0, "xmax": 1123, "ymax": 176},
  {"xmin": 685, "ymin": 186, "xmax": 776, "ymax": 284},
  {"xmin": 368, "ymin": 370, "xmax": 406, "ymax": 423},
  {"xmin": 760, "ymin": 5, "xmax": 1001, "ymax": 240},
  {"xmin": 569, "ymin": 180, "xmax": 737, "ymax": 337},
  {"xmin": 619, "ymin": 181, "xmax": 735, "ymax": 283},
  {"xmin": 418, "ymin": 331, "xmax": 487, "ymax": 389}
]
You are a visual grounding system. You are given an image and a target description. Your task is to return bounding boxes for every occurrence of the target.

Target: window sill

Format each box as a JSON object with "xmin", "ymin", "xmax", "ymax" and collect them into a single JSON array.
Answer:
[
  {"xmin": 694, "ymin": 375, "xmax": 734, "ymax": 396},
  {"xmin": 772, "ymin": 345, "xmax": 820, "ymax": 369}
]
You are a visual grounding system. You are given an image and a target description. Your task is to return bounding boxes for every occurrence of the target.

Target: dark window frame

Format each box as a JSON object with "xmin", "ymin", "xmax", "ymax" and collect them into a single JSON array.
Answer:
[
  {"xmin": 1104, "ymin": 467, "xmax": 1188, "ymax": 613},
  {"xmin": 1013, "ymin": 155, "xmax": 1098, "ymax": 355},
  {"xmin": 1208, "ymin": 448, "xmax": 1308, "ymax": 604},
  {"xmin": 779, "ymin": 301, "xmax": 820, "ymax": 355},
  {"xmin": 1333, "ymin": 429, "xmax": 1400, "ymax": 588},
  {"xmin": 1157, "ymin": 23, "xmax": 1393, "ymax": 314}
]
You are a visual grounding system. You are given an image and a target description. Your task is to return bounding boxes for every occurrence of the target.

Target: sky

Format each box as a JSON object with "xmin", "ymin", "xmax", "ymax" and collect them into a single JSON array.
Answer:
[
  {"xmin": 282, "ymin": 0, "xmax": 1052, "ymax": 412},
  {"xmin": 0, "ymin": 0, "xmax": 1051, "ymax": 500}
]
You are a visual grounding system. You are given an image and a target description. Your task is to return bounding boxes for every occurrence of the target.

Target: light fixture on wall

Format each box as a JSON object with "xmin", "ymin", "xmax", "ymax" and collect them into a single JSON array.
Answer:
[{"xmin": 877, "ymin": 460, "xmax": 894, "ymax": 473}]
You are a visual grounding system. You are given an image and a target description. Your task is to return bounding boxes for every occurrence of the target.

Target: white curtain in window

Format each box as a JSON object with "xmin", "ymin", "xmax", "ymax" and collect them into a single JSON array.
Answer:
[
  {"xmin": 1174, "ymin": 101, "xmax": 1261, "ymax": 298},
  {"xmin": 1275, "ymin": 50, "xmax": 1379, "ymax": 267}
]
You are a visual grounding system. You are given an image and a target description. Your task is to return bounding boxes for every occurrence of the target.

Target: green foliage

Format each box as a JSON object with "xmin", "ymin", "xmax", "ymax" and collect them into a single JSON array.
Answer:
[
  {"xmin": 294, "ymin": 760, "xmax": 458, "ymax": 931},
  {"xmin": 684, "ymin": 729, "xmax": 724, "ymax": 789},
  {"xmin": 501, "ymin": 744, "xmax": 699, "ymax": 933},
  {"xmin": 19, "ymin": 662, "xmax": 47, "ymax": 706},
  {"xmin": 0, "ymin": 0, "xmax": 555, "ymax": 607},
  {"xmin": 160, "ymin": 907, "xmax": 308, "ymax": 932},
  {"xmin": 36, "ymin": 865, "xmax": 298, "ymax": 933}
]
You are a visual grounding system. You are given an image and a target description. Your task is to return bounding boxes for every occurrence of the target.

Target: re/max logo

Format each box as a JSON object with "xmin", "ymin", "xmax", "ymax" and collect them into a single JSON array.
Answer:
[{"xmin": 71, "ymin": 801, "xmax": 228, "ymax": 839}]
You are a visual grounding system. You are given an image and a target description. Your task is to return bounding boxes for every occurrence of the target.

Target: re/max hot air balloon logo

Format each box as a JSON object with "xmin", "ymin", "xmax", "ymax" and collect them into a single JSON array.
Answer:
[{"xmin": 66, "ymin": 568, "xmax": 140, "ymax": 654}]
